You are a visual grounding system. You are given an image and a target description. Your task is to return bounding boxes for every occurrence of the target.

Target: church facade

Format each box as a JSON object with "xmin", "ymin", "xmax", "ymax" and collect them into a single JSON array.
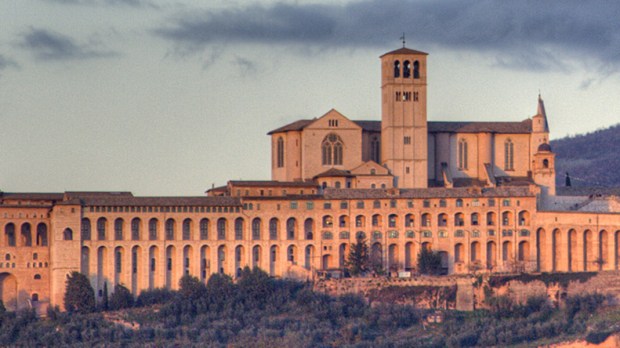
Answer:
[{"xmin": 0, "ymin": 47, "xmax": 618, "ymax": 314}]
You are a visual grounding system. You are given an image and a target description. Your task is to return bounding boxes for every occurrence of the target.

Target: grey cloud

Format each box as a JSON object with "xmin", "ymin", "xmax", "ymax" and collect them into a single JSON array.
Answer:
[
  {"xmin": 232, "ymin": 56, "xmax": 257, "ymax": 76},
  {"xmin": 0, "ymin": 54, "xmax": 19, "ymax": 71},
  {"xmin": 154, "ymin": 0, "xmax": 620, "ymax": 72},
  {"xmin": 40, "ymin": 0, "xmax": 158, "ymax": 8},
  {"xmin": 19, "ymin": 28, "xmax": 118, "ymax": 61}
]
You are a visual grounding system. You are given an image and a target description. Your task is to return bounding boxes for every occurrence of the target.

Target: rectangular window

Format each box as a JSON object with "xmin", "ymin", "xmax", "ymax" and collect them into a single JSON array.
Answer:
[
  {"xmin": 323, "ymin": 202, "xmax": 332, "ymax": 209},
  {"xmin": 407, "ymin": 200, "xmax": 413, "ymax": 208},
  {"xmin": 290, "ymin": 201, "xmax": 298, "ymax": 209},
  {"xmin": 306, "ymin": 202, "xmax": 314, "ymax": 210},
  {"xmin": 340, "ymin": 201, "xmax": 348, "ymax": 209},
  {"xmin": 404, "ymin": 136, "xmax": 411, "ymax": 145}
]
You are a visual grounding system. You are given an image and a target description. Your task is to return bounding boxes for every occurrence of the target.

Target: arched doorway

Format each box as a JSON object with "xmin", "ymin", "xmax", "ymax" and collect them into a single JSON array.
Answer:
[
  {"xmin": 405, "ymin": 242, "xmax": 416, "ymax": 270},
  {"xmin": 0, "ymin": 273, "xmax": 18, "ymax": 311}
]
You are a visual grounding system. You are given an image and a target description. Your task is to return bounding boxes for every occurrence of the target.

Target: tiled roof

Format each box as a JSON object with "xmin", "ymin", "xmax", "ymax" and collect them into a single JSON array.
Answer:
[
  {"xmin": 1, "ymin": 192, "xmax": 64, "ymax": 201},
  {"xmin": 313, "ymin": 168, "xmax": 354, "ymax": 178},
  {"xmin": 228, "ymin": 180, "xmax": 317, "ymax": 187},
  {"xmin": 354, "ymin": 120, "xmax": 382, "ymax": 132},
  {"xmin": 323, "ymin": 186, "xmax": 533, "ymax": 199},
  {"xmin": 267, "ymin": 119, "xmax": 314, "ymax": 134},
  {"xmin": 428, "ymin": 120, "xmax": 532, "ymax": 133},
  {"xmin": 269, "ymin": 119, "xmax": 532, "ymax": 135},
  {"xmin": 380, "ymin": 47, "xmax": 429, "ymax": 57}
]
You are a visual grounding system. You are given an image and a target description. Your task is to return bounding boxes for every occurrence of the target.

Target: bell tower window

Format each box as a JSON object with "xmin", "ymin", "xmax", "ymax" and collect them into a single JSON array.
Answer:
[
  {"xmin": 403, "ymin": 60, "xmax": 411, "ymax": 78},
  {"xmin": 413, "ymin": 60, "xmax": 420, "ymax": 79},
  {"xmin": 393, "ymin": 60, "xmax": 400, "ymax": 78}
]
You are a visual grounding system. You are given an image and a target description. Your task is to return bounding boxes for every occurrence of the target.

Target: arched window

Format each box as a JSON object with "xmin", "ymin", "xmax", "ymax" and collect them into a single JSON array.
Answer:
[
  {"xmin": 413, "ymin": 60, "xmax": 420, "ymax": 79},
  {"xmin": 504, "ymin": 139, "xmax": 514, "ymax": 170},
  {"xmin": 458, "ymin": 139, "xmax": 468, "ymax": 170},
  {"xmin": 304, "ymin": 218, "xmax": 314, "ymax": 240},
  {"xmin": 252, "ymin": 218, "xmax": 261, "ymax": 240},
  {"xmin": 199, "ymin": 219, "xmax": 209, "ymax": 240},
  {"xmin": 63, "ymin": 228, "xmax": 73, "ymax": 241},
  {"xmin": 36, "ymin": 223, "xmax": 48, "ymax": 246},
  {"xmin": 165, "ymin": 219, "xmax": 175, "ymax": 240},
  {"xmin": 269, "ymin": 218, "xmax": 279, "ymax": 240},
  {"xmin": 234, "ymin": 218, "xmax": 244, "ymax": 240},
  {"xmin": 370, "ymin": 136, "xmax": 380, "ymax": 163},
  {"xmin": 182, "ymin": 219, "xmax": 192, "ymax": 240},
  {"xmin": 5, "ymin": 223, "xmax": 15, "ymax": 246},
  {"xmin": 97, "ymin": 218, "xmax": 106, "ymax": 241},
  {"xmin": 286, "ymin": 218, "xmax": 296, "ymax": 240},
  {"xmin": 543, "ymin": 159, "xmax": 549, "ymax": 168},
  {"xmin": 21, "ymin": 223, "xmax": 32, "ymax": 247},
  {"xmin": 149, "ymin": 218, "xmax": 158, "ymax": 240},
  {"xmin": 403, "ymin": 60, "xmax": 411, "ymax": 78},
  {"xmin": 217, "ymin": 218, "xmax": 226, "ymax": 240},
  {"xmin": 321, "ymin": 133, "xmax": 344, "ymax": 166},
  {"xmin": 114, "ymin": 218, "xmax": 124, "ymax": 241},
  {"xmin": 31, "ymin": 293, "xmax": 39, "ymax": 302},
  {"xmin": 81, "ymin": 219, "xmax": 91, "ymax": 241},
  {"xmin": 131, "ymin": 218, "xmax": 140, "ymax": 241},
  {"xmin": 393, "ymin": 60, "xmax": 400, "ymax": 78},
  {"xmin": 276, "ymin": 137, "xmax": 284, "ymax": 168}
]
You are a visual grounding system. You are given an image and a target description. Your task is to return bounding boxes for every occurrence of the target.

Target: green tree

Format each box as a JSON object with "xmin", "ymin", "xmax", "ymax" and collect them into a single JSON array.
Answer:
[
  {"xmin": 109, "ymin": 284, "xmax": 134, "ymax": 310},
  {"xmin": 346, "ymin": 236, "xmax": 369, "ymax": 276},
  {"xmin": 417, "ymin": 247, "xmax": 443, "ymax": 275},
  {"xmin": 237, "ymin": 267, "xmax": 273, "ymax": 308},
  {"xmin": 179, "ymin": 274, "xmax": 206, "ymax": 300},
  {"xmin": 64, "ymin": 271, "xmax": 95, "ymax": 313}
]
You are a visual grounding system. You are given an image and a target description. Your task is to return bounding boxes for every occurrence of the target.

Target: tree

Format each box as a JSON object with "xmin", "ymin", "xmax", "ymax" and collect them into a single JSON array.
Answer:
[
  {"xmin": 179, "ymin": 274, "xmax": 206, "ymax": 300},
  {"xmin": 346, "ymin": 236, "xmax": 369, "ymax": 276},
  {"xmin": 417, "ymin": 247, "xmax": 443, "ymax": 275},
  {"xmin": 64, "ymin": 271, "xmax": 95, "ymax": 313},
  {"xmin": 110, "ymin": 284, "xmax": 134, "ymax": 310}
]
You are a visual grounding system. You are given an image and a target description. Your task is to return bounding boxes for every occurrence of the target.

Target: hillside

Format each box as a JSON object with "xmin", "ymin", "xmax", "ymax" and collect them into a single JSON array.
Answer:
[{"xmin": 552, "ymin": 123, "xmax": 620, "ymax": 187}]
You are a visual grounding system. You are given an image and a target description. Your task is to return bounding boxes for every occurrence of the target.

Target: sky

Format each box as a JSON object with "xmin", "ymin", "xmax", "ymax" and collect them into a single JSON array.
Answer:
[{"xmin": 1, "ymin": 0, "xmax": 619, "ymax": 196}]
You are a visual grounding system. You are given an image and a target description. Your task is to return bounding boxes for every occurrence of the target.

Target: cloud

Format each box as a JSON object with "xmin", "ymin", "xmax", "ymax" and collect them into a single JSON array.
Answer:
[
  {"xmin": 154, "ymin": 0, "xmax": 620, "ymax": 73},
  {"xmin": 232, "ymin": 56, "xmax": 257, "ymax": 76},
  {"xmin": 40, "ymin": 0, "xmax": 158, "ymax": 8},
  {"xmin": 19, "ymin": 28, "xmax": 118, "ymax": 61},
  {"xmin": 0, "ymin": 54, "xmax": 19, "ymax": 71}
]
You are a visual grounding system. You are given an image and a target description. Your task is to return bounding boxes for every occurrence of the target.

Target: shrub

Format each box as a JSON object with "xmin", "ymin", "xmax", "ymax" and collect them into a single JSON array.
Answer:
[
  {"xmin": 109, "ymin": 284, "xmax": 134, "ymax": 310},
  {"xmin": 179, "ymin": 274, "xmax": 206, "ymax": 300},
  {"xmin": 136, "ymin": 288, "xmax": 175, "ymax": 307},
  {"xmin": 417, "ymin": 247, "xmax": 443, "ymax": 275}
]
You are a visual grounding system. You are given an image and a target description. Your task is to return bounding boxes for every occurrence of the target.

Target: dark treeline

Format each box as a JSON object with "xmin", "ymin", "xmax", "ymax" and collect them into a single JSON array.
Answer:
[
  {"xmin": 552, "ymin": 123, "xmax": 620, "ymax": 187},
  {"xmin": 0, "ymin": 267, "xmax": 614, "ymax": 347}
]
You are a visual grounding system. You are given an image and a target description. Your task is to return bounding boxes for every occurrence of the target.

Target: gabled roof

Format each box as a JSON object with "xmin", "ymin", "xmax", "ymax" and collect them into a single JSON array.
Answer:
[
  {"xmin": 428, "ymin": 119, "xmax": 532, "ymax": 134},
  {"xmin": 380, "ymin": 47, "xmax": 428, "ymax": 57},
  {"xmin": 267, "ymin": 119, "xmax": 315, "ymax": 134},
  {"xmin": 313, "ymin": 168, "xmax": 354, "ymax": 179}
]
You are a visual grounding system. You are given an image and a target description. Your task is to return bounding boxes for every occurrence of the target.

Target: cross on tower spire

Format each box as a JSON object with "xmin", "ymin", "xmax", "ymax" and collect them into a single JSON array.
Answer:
[{"xmin": 400, "ymin": 32, "xmax": 406, "ymax": 47}]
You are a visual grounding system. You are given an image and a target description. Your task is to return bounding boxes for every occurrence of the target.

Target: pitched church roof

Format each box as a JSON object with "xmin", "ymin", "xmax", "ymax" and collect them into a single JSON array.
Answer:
[
  {"xmin": 380, "ymin": 47, "xmax": 428, "ymax": 57},
  {"xmin": 269, "ymin": 118, "xmax": 533, "ymax": 135}
]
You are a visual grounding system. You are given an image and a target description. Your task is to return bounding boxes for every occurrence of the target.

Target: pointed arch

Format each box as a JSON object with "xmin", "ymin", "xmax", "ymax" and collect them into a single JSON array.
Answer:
[
  {"xmin": 458, "ymin": 138, "xmax": 468, "ymax": 170},
  {"xmin": 322, "ymin": 133, "xmax": 344, "ymax": 166},
  {"xmin": 276, "ymin": 137, "xmax": 284, "ymax": 168}
]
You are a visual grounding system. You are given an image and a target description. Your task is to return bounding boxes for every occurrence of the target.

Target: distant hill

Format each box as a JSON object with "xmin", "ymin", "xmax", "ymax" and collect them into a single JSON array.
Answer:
[{"xmin": 551, "ymin": 123, "xmax": 620, "ymax": 187}]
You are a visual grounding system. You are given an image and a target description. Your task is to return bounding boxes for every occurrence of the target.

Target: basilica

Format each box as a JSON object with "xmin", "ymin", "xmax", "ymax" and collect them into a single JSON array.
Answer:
[{"xmin": 1, "ymin": 46, "xmax": 619, "ymax": 314}]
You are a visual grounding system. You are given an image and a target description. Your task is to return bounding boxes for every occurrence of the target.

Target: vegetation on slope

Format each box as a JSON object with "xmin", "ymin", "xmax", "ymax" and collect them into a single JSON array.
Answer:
[
  {"xmin": 0, "ymin": 268, "xmax": 616, "ymax": 347},
  {"xmin": 552, "ymin": 123, "xmax": 620, "ymax": 187}
]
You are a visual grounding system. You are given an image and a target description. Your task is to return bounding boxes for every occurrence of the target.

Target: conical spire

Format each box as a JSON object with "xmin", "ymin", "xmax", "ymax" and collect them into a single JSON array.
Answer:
[{"xmin": 537, "ymin": 93, "xmax": 550, "ymax": 132}]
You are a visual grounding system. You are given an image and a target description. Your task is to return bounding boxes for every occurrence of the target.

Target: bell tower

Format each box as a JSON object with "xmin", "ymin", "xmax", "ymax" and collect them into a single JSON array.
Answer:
[{"xmin": 380, "ymin": 46, "xmax": 428, "ymax": 188}]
